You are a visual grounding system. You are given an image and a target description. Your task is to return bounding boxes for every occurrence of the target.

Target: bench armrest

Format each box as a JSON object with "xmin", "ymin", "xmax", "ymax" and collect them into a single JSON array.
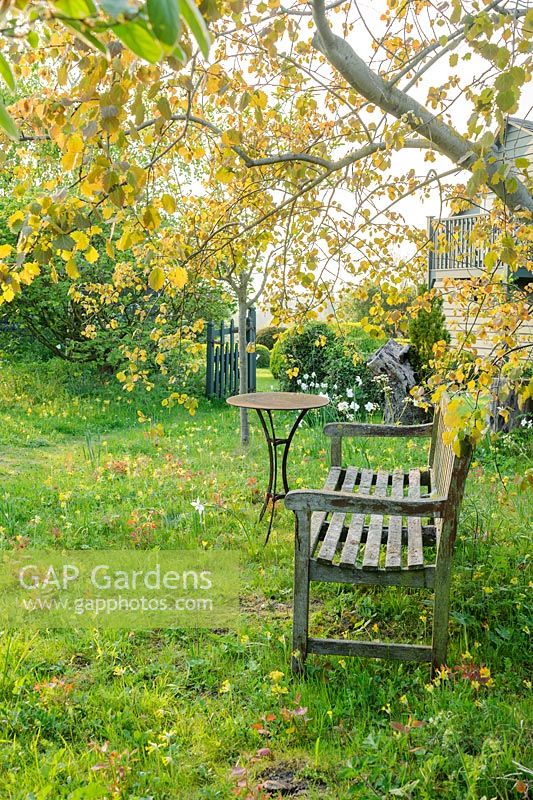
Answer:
[
  {"xmin": 284, "ymin": 488, "xmax": 446, "ymax": 516},
  {"xmin": 323, "ymin": 422, "xmax": 434, "ymax": 439}
]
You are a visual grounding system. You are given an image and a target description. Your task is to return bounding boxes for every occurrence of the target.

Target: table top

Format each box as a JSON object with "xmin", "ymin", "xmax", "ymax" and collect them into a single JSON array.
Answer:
[{"xmin": 227, "ymin": 391, "xmax": 330, "ymax": 411}]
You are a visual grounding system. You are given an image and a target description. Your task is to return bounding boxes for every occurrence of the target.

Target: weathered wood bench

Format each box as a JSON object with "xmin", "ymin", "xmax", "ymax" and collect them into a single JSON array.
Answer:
[{"xmin": 284, "ymin": 397, "xmax": 472, "ymax": 676}]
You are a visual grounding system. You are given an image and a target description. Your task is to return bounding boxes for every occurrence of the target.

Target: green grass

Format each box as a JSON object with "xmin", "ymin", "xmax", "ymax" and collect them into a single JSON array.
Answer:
[{"xmin": 0, "ymin": 359, "xmax": 531, "ymax": 799}]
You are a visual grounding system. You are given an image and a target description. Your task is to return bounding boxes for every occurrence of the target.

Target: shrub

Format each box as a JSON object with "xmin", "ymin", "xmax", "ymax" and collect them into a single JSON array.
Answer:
[
  {"xmin": 255, "ymin": 344, "xmax": 271, "ymax": 369},
  {"xmin": 272, "ymin": 322, "xmax": 382, "ymax": 417},
  {"xmin": 408, "ymin": 290, "xmax": 450, "ymax": 376},
  {"xmin": 270, "ymin": 336, "xmax": 286, "ymax": 379},
  {"xmin": 256, "ymin": 325, "xmax": 285, "ymax": 351}
]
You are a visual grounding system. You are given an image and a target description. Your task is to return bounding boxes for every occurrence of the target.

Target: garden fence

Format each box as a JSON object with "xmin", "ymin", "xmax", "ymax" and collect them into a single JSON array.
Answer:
[{"xmin": 205, "ymin": 308, "xmax": 256, "ymax": 398}]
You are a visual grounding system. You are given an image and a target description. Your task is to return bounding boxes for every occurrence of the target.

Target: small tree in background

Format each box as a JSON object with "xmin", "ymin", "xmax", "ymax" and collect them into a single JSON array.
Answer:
[{"xmin": 408, "ymin": 291, "xmax": 450, "ymax": 378}]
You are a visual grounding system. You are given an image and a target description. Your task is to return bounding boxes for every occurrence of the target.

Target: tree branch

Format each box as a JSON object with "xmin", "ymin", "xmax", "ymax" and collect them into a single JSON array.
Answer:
[{"xmin": 311, "ymin": 0, "xmax": 533, "ymax": 214}]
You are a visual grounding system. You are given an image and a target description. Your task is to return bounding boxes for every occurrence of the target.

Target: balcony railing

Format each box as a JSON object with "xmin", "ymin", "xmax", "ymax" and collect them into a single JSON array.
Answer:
[{"xmin": 427, "ymin": 212, "xmax": 496, "ymax": 283}]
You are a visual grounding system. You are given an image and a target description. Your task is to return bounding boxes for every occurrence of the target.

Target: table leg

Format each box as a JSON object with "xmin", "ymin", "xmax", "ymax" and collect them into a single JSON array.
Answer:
[
  {"xmin": 281, "ymin": 408, "xmax": 308, "ymax": 494},
  {"xmin": 255, "ymin": 407, "xmax": 310, "ymax": 544},
  {"xmin": 256, "ymin": 409, "xmax": 275, "ymax": 523}
]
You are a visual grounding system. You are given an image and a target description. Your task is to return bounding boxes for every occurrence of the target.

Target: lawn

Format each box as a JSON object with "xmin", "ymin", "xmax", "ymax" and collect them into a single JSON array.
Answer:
[{"xmin": 0, "ymin": 359, "xmax": 531, "ymax": 799}]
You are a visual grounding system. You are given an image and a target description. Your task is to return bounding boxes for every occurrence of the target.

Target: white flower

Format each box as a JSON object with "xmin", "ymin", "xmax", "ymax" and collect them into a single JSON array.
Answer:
[
  {"xmin": 303, "ymin": 373, "xmax": 309, "ymax": 380},
  {"xmin": 365, "ymin": 401, "xmax": 374, "ymax": 413},
  {"xmin": 355, "ymin": 375, "xmax": 363, "ymax": 387},
  {"xmin": 311, "ymin": 372, "xmax": 316, "ymax": 378},
  {"xmin": 333, "ymin": 384, "xmax": 338, "ymax": 391},
  {"xmin": 350, "ymin": 401, "xmax": 360, "ymax": 412},
  {"xmin": 320, "ymin": 382, "xmax": 328, "ymax": 389},
  {"xmin": 337, "ymin": 401, "xmax": 349, "ymax": 413},
  {"xmin": 301, "ymin": 383, "xmax": 308, "ymax": 391},
  {"xmin": 346, "ymin": 388, "xmax": 354, "ymax": 398},
  {"xmin": 191, "ymin": 498, "xmax": 205, "ymax": 518}
]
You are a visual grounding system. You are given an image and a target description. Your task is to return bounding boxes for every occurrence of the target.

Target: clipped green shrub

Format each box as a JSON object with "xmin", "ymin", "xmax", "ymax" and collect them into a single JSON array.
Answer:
[
  {"xmin": 408, "ymin": 291, "xmax": 450, "ymax": 376},
  {"xmin": 255, "ymin": 343, "xmax": 271, "ymax": 369},
  {"xmin": 270, "ymin": 336, "xmax": 286, "ymax": 380},
  {"xmin": 256, "ymin": 325, "xmax": 285, "ymax": 351}
]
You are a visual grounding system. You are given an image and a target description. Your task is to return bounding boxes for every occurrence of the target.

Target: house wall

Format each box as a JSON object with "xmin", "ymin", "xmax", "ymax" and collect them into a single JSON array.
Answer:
[
  {"xmin": 434, "ymin": 276, "xmax": 532, "ymax": 360},
  {"xmin": 502, "ymin": 124, "xmax": 533, "ymax": 174}
]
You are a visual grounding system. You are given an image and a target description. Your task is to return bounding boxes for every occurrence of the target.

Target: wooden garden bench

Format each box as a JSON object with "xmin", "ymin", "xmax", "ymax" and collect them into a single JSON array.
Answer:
[{"xmin": 284, "ymin": 397, "xmax": 472, "ymax": 676}]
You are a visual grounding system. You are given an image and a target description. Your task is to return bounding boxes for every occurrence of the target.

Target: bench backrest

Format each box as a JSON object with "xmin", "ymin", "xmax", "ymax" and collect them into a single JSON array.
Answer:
[{"xmin": 429, "ymin": 395, "xmax": 472, "ymax": 501}]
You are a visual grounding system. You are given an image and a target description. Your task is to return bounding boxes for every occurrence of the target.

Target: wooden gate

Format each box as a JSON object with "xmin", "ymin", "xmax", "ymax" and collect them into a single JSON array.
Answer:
[{"xmin": 205, "ymin": 308, "xmax": 257, "ymax": 398}]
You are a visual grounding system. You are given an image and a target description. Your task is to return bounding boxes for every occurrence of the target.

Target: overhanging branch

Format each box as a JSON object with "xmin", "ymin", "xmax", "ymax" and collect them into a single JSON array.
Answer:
[{"xmin": 311, "ymin": 0, "xmax": 533, "ymax": 215}]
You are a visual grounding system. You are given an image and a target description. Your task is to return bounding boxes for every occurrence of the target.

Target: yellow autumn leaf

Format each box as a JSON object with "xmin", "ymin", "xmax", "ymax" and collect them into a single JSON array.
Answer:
[
  {"xmin": 8, "ymin": 210, "xmax": 24, "ymax": 229},
  {"xmin": 168, "ymin": 266, "xmax": 187, "ymax": 289},
  {"xmin": 67, "ymin": 134, "xmax": 84, "ymax": 154},
  {"xmin": 66, "ymin": 259, "xmax": 80, "ymax": 279},
  {"xmin": 215, "ymin": 167, "xmax": 234, "ymax": 184},
  {"xmin": 85, "ymin": 246, "xmax": 99, "ymax": 264},
  {"xmin": 452, "ymin": 438, "xmax": 463, "ymax": 457},
  {"xmin": 148, "ymin": 267, "xmax": 165, "ymax": 291},
  {"xmin": 71, "ymin": 231, "xmax": 90, "ymax": 250},
  {"xmin": 116, "ymin": 229, "xmax": 132, "ymax": 251},
  {"xmin": 441, "ymin": 429, "xmax": 455, "ymax": 446},
  {"xmin": 161, "ymin": 193, "xmax": 176, "ymax": 213},
  {"xmin": 61, "ymin": 150, "xmax": 79, "ymax": 171}
]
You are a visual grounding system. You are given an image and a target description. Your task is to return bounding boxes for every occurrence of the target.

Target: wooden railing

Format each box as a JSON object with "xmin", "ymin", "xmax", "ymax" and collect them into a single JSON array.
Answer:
[{"xmin": 427, "ymin": 212, "xmax": 496, "ymax": 284}]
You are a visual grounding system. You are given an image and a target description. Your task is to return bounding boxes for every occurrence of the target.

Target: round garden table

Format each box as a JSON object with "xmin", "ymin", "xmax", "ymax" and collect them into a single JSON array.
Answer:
[{"xmin": 227, "ymin": 392, "xmax": 330, "ymax": 543}]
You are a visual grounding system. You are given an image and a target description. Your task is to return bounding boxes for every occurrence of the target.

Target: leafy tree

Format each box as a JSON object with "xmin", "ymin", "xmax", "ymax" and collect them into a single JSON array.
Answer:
[{"xmin": 0, "ymin": 0, "xmax": 530, "ymax": 446}]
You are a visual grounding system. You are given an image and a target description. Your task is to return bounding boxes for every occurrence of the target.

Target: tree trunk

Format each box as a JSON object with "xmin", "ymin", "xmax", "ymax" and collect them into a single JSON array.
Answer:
[
  {"xmin": 367, "ymin": 339, "xmax": 429, "ymax": 425},
  {"xmin": 237, "ymin": 291, "xmax": 250, "ymax": 446}
]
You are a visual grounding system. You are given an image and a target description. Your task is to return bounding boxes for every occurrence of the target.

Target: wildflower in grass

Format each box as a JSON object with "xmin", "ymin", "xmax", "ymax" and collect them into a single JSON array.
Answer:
[
  {"xmin": 191, "ymin": 498, "xmax": 205, "ymax": 519},
  {"xmin": 269, "ymin": 670, "xmax": 284, "ymax": 682},
  {"xmin": 350, "ymin": 401, "xmax": 360, "ymax": 412},
  {"xmin": 337, "ymin": 401, "xmax": 349, "ymax": 413},
  {"xmin": 219, "ymin": 679, "xmax": 232, "ymax": 694},
  {"xmin": 346, "ymin": 388, "xmax": 354, "ymax": 398}
]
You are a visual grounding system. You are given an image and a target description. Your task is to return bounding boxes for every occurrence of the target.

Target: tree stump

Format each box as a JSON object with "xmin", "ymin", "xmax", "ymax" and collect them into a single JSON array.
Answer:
[{"xmin": 367, "ymin": 339, "xmax": 429, "ymax": 425}]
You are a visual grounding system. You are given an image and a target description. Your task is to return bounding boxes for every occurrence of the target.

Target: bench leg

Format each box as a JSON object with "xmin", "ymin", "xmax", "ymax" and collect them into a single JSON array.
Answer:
[
  {"xmin": 292, "ymin": 511, "xmax": 311, "ymax": 674},
  {"xmin": 431, "ymin": 523, "xmax": 454, "ymax": 677}
]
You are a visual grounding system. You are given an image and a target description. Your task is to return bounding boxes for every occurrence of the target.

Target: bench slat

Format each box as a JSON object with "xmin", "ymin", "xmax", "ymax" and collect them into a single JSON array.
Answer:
[
  {"xmin": 407, "ymin": 468, "xmax": 424, "ymax": 569},
  {"xmin": 385, "ymin": 469, "xmax": 404, "ymax": 571},
  {"xmin": 310, "ymin": 467, "xmax": 342, "ymax": 554},
  {"xmin": 362, "ymin": 470, "xmax": 389, "ymax": 570},
  {"xmin": 316, "ymin": 466, "xmax": 359, "ymax": 564},
  {"xmin": 339, "ymin": 468, "xmax": 374, "ymax": 567}
]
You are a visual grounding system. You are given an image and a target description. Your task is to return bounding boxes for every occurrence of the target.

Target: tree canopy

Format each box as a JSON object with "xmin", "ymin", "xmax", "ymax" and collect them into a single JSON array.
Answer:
[{"xmin": 0, "ymin": 0, "xmax": 531, "ymax": 439}]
